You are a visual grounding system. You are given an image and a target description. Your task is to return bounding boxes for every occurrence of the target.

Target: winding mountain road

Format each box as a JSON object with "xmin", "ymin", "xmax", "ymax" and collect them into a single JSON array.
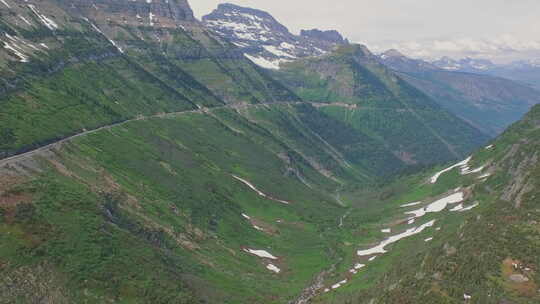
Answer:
[{"xmin": 0, "ymin": 101, "xmax": 353, "ymax": 168}]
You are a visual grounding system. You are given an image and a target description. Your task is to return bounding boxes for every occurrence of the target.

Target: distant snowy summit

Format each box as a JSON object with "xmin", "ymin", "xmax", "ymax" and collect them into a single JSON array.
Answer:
[{"xmin": 202, "ymin": 3, "xmax": 348, "ymax": 69}]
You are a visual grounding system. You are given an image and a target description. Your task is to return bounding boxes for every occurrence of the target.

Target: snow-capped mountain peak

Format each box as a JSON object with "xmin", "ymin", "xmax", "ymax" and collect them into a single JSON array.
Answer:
[{"xmin": 203, "ymin": 3, "xmax": 347, "ymax": 69}]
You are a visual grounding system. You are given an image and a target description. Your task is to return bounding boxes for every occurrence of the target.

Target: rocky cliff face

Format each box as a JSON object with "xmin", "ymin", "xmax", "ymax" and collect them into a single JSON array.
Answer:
[
  {"xmin": 60, "ymin": 0, "xmax": 195, "ymax": 26},
  {"xmin": 300, "ymin": 29, "xmax": 347, "ymax": 44},
  {"xmin": 202, "ymin": 3, "xmax": 347, "ymax": 69}
]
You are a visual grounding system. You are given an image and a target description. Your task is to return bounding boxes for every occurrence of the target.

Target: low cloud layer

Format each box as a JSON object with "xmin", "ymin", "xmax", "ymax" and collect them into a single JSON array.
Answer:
[{"xmin": 372, "ymin": 36, "xmax": 540, "ymax": 62}]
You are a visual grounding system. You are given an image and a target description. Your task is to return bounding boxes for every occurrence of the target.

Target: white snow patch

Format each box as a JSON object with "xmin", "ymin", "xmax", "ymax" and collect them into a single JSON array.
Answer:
[
  {"xmin": 368, "ymin": 256, "xmax": 377, "ymax": 261},
  {"xmin": 430, "ymin": 157, "xmax": 471, "ymax": 183},
  {"xmin": 460, "ymin": 202, "xmax": 479, "ymax": 212},
  {"xmin": 407, "ymin": 192, "xmax": 465, "ymax": 219},
  {"xmin": 461, "ymin": 166, "xmax": 484, "ymax": 175},
  {"xmin": 243, "ymin": 248, "xmax": 277, "ymax": 260},
  {"xmin": 450, "ymin": 204, "xmax": 464, "ymax": 211},
  {"xmin": 400, "ymin": 201, "xmax": 422, "ymax": 207},
  {"xmin": 27, "ymin": 4, "xmax": 58, "ymax": 30},
  {"xmin": 424, "ymin": 237, "xmax": 433, "ymax": 242},
  {"xmin": 354, "ymin": 263, "xmax": 365, "ymax": 270},
  {"xmin": 266, "ymin": 263, "xmax": 280, "ymax": 273},
  {"xmin": 242, "ymin": 213, "xmax": 250, "ymax": 220},
  {"xmin": 19, "ymin": 16, "xmax": 33, "ymax": 26},
  {"xmin": 149, "ymin": 12, "xmax": 155, "ymax": 26},
  {"xmin": 381, "ymin": 228, "xmax": 391, "ymax": 233},
  {"xmin": 407, "ymin": 218, "xmax": 416, "ymax": 225},
  {"xmin": 89, "ymin": 23, "xmax": 124, "ymax": 53},
  {"xmin": 477, "ymin": 173, "xmax": 491, "ymax": 179},
  {"xmin": 2, "ymin": 38, "xmax": 28, "ymax": 62},
  {"xmin": 485, "ymin": 145, "xmax": 494, "ymax": 150},
  {"xmin": 253, "ymin": 225, "xmax": 264, "ymax": 231},
  {"xmin": 243, "ymin": 53, "xmax": 286, "ymax": 70},
  {"xmin": 331, "ymin": 279, "xmax": 348, "ymax": 289},
  {"xmin": 280, "ymin": 42, "xmax": 295, "ymax": 50},
  {"xmin": 0, "ymin": 0, "xmax": 10, "ymax": 8},
  {"xmin": 357, "ymin": 220, "xmax": 436, "ymax": 256},
  {"xmin": 263, "ymin": 45, "xmax": 296, "ymax": 58},
  {"xmin": 464, "ymin": 294, "xmax": 472, "ymax": 300},
  {"xmin": 232, "ymin": 175, "xmax": 290, "ymax": 204}
]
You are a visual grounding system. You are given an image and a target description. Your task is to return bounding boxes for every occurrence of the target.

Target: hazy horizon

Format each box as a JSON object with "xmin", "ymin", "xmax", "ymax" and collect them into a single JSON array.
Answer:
[{"xmin": 191, "ymin": 0, "xmax": 540, "ymax": 63}]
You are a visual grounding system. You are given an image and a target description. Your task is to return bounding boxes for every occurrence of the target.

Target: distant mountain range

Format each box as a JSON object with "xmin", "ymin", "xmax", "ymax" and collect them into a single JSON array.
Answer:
[
  {"xmin": 202, "ymin": 3, "xmax": 348, "ymax": 69},
  {"xmin": 431, "ymin": 56, "xmax": 540, "ymax": 90},
  {"xmin": 378, "ymin": 50, "xmax": 540, "ymax": 135},
  {"xmin": 202, "ymin": 3, "xmax": 540, "ymax": 137}
]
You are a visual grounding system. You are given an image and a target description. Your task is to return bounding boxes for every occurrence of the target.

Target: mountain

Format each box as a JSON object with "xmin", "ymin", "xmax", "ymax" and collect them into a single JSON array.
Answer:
[
  {"xmin": 0, "ymin": 1, "xmax": 533, "ymax": 304},
  {"xmin": 432, "ymin": 56, "xmax": 540, "ymax": 91},
  {"xmin": 271, "ymin": 44, "xmax": 489, "ymax": 168},
  {"xmin": 202, "ymin": 3, "xmax": 347, "ymax": 69},
  {"xmin": 432, "ymin": 56, "xmax": 497, "ymax": 72},
  {"xmin": 379, "ymin": 50, "xmax": 540, "ymax": 135},
  {"xmin": 350, "ymin": 103, "xmax": 540, "ymax": 303}
]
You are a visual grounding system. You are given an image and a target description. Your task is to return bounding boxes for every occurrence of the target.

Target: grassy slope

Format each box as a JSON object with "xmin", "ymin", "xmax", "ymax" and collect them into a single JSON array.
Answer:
[
  {"xmin": 273, "ymin": 45, "xmax": 489, "ymax": 169},
  {"xmin": 0, "ymin": 103, "xmax": 383, "ymax": 303},
  {"xmin": 0, "ymin": 1, "xmax": 298, "ymax": 157},
  {"xmin": 314, "ymin": 105, "xmax": 540, "ymax": 304}
]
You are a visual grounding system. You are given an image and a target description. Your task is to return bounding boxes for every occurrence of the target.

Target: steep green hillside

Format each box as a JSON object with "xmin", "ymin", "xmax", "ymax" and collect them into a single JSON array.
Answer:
[
  {"xmin": 273, "ymin": 45, "xmax": 489, "ymax": 167},
  {"xmin": 0, "ymin": 1, "xmax": 520, "ymax": 304},
  {"xmin": 312, "ymin": 105, "xmax": 540, "ymax": 304},
  {"xmin": 0, "ymin": 105, "xmax": 349, "ymax": 303},
  {"xmin": 0, "ymin": 0, "xmax": 297, "ymax": 158},
  {"xmin": 378, "ymin": 51, "xmax": 540, "ymax": 136},
  {"xmin": 367, "ymin": 105, "xmax": 540, "ymax": 304}
]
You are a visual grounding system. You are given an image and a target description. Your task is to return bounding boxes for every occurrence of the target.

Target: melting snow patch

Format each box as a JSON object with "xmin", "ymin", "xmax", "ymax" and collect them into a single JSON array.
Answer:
[
  {"xmin": 2, "ymin": 38, "xmax": 28, "ymax": 62},
  {"xmin": 400, "ymin": 201, "xmax": 422, "ymax": 207},
  {"xmin": 253, "ymin": 225, "xmax": 264, "ymax": 231},
  {"xmin": 266, "ymin": 264, "xmax": 280, "ymax": 273},
  {"xmin": 450, "ymin": 203, "xmax": 464, "ymax": 212},
  {"xmin": 1, "ymin": 0, "xmax": 10, "ymax": 8},
  {"xmin": 244, "ymin": 53, "xmax": 285, "ymax": 70},
  {"xmin": 424, "ymin": 237, "xmax": 433, "ymax": 242},
  {"xmin": 381, "ymin": 228, "xmax": 391, "ymax": 233},
  {"xmin": 407, "ymin": 218, "xmax": 416, "ymax": 225},
  {"xmin": 242, "ymin": 213, "xmax": 250, "ymax": 220},
  {"xmin": 464, "ymin": 294, "xmax": 472, "ymax": 300},
  {"xmin": 19, "ymin": 16, "xmax": 33, "ymax": 26},
  {"xmin": 477, "ymin": 173, "xmax": 491, "ymax": 179},
  {"xmin": 28, "ymin": 5, "xmax": 58, "ymax": 30},
  {"xmin": 243, "ymin": 248, "xmax": 277, "ymax": 260},
  {"xmin": 461, "ymin": 166, "xmax": 484, "ymax": 175},
  {"xmin": 354, "ymin": 263, "xmax": 365, "ymax": 270},
  {"xmin": 485, "ymin": 145, "xmax": 494, "ymax": 150},
  {"xmin": 357, "ymin": 220, "xmax": 436, "ymax": 256},
  {"xmin": 232, "ymin": 175, "xmax": 290, "ymax": 204},
  {"xmin": 430, "ymin": 156, "xmax": 471, "ymax": 183},
  {"xmin": 406, "ymin": 192, "xmax": 466, "ymax": 219},
  {"xmin": 368, "ymin": 256, "xmax": 377, "ymax": 261},
  {"xmin": 263, "ymin": 45, "xmax": 296, "ymax": 58},
  {"xmin": 460, "ymin": 202, "xmax": 479, "ymax": 212}
]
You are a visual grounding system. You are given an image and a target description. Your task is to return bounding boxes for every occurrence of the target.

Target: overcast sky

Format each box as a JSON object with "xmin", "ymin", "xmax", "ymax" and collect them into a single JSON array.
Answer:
[{"xmin": 190, "ymin": 0, "xmax": 540, "ymax": 62}]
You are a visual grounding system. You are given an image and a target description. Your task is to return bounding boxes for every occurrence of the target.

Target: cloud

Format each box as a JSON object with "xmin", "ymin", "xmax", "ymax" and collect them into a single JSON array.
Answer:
[{"xmin": 379, "ymin": 36, "xmax": 540, "ymax": 62}]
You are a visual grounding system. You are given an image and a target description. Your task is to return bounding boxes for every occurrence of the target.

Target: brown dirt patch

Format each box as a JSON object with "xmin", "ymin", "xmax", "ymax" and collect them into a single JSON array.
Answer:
[{"xmin": 501, "ymin": 258, "xmax": 537, "ymax": 297}]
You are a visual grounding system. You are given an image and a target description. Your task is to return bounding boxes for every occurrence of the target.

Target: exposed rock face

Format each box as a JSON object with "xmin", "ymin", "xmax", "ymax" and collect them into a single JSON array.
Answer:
[
  {"xmin": 59, "ymin": 0, "xmax": 195, "ymax": 27},
  {"xmin": 300, "ymin": 29, "xmax": 347, "ymax": 45},
  {"xmin": 202, "ymin": 3, "xmax": 347, "ymax": 69}
]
